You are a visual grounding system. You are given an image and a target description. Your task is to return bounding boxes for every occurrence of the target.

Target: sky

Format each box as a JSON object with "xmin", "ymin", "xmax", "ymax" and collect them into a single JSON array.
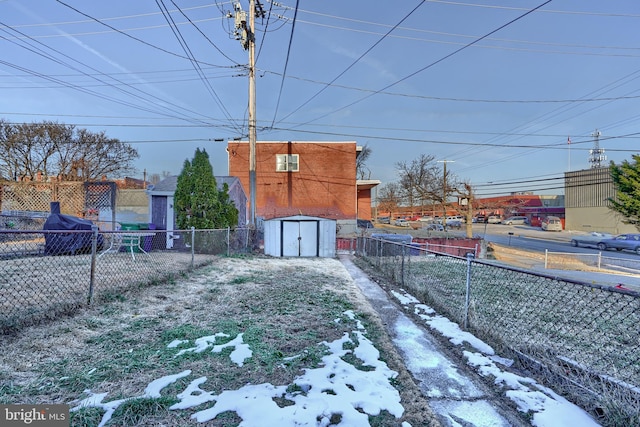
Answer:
[
  {"xmin": 70, "ymin": 306, "xmax": 599, "ymax": 427},
  {"xmin": 1, "ymin": 1, "xmax": 640, "ymax": 197}
]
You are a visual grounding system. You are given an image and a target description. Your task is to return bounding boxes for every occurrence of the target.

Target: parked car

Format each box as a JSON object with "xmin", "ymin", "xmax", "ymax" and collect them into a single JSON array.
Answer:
[
  {"xmin": 487, "ymin": 215, "xmax": 502, "ymax": 224},
  {"xmin": 503, "ymin": 216, "xmax": 528, "ymax": 225},
  {"xmin": 357, "ymin": 219, "xmax": 374, "ymax": 229},
  {"xmin": 425, "ymin": 223, "xmax": 444, "ymax": 231},
  {"xmin": 541, "ymin": 216, "xmax": 562, "ymax": 231},
  {"xmin": 597, "ymin": 234, "xmax": 640, "ymax": 255},
  {"xmin": 446, "ymin": 216, "xmax": 465, "ymax": 224},
  {"xmin": 570, "ymin": 232, "xmax": 613, "ymax": 248},
  {"xmin": 377, "ymin": 216, "xmax": 390, "ymax": 224},
  {"xmin": 419, "ymin": 216, "xmax": 434, "ymax": 222},
  {"xmin": 394, "ymin": 218, "xmax": 410, "ymax": 227},
  {"xmin": 473, "ymin": 215, "xmax": 485, "ymax": 223}
]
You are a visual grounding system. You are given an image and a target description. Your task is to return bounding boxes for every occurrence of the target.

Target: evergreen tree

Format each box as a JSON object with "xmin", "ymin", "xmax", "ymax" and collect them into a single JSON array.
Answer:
[
  {"xmin": 608, "ymin": 155, "xmax": 640, "ymax": 229},
  {"xmin": 174, "ymin": 148, "xmax": 238, "ymax": 229}
]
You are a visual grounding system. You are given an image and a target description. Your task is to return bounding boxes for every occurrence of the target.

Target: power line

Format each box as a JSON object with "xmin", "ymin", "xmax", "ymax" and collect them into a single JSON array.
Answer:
[
  {"xmin": 55, "ymin": 0, "xmax": 237, "ymax": 68},
  {"xmin": 169, "ymin": 0, "xmax": 240, "ymax": 64},
  {"xmin": 272, "ymin": 3, "xmax": 640, "ymax": 58},
  {"xmin": 0, "ymin": 21, "xmax": 223, "ymax": 127},
  {"xmin": 156, "ymin": 0, "xmax": 242, "ymax": 133},
  {"xmin": 269, "ymin": 0, "xmax": 300, "ymax": 127},
  {"xmin": 276, "ymin": 0, "xmax": 553, "ymax": 130},
  {"xmin": 274, "ymin": 0, "xmax": 427, "ymax": 125}
]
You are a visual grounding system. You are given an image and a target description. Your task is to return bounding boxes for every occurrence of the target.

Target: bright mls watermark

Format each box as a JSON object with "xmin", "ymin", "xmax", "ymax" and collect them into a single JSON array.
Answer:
[{"xmin": 1, "ymin": 405, "xmax": 69, "ymax": 426}]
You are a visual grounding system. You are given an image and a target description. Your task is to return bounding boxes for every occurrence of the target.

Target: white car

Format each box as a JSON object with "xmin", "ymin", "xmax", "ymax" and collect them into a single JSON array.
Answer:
[
  {"xmin": 503, "ymin": 216, "xmax": 527, "ymax": 225},
  {"xmin": 394, "ymin": 218, "xmax": 410, "ymax": 227},
  {"xmin": 487, "ymin": 215, "xmax": 502, "ymax": 224},
  {"xmin": 541, "ymin": 216, "xmax": 562, "ymax": 231}
]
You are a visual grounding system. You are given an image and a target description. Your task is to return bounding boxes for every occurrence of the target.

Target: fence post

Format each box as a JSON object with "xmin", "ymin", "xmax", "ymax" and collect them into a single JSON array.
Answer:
[
  {"xmin": 191, "ymin": 227, "xmax": 195, "ymax": 268},
  {"xmin": 88, "ymin": 226, "xmax": 98, "ymax": 305},
  {"xmin": 463, "ymin": 252, "xmax": 474, "ymax": 329},
  {"xmin": 227, "ymin": 227, "xmax": 230, "ymax": 257},
  {"xmin": 598, "ymin": 252, "xmax": 602, "ymax": 270},
  {"xmin": 544, "ymin": 249, "xmax": 548, "ymax": 269},
  {"xmin": 401, "ymin": 244, "xmax": 405, "ymax": 287}
]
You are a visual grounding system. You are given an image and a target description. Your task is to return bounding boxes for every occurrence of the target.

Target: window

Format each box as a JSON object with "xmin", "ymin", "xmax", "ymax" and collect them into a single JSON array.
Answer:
[{"xmin": 276, "ymin": 154, "xmax": 299, "ymax": 172}]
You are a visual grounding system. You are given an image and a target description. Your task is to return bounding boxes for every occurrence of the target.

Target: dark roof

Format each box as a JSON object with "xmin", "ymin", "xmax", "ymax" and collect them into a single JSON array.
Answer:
[{"xmin": 149, "ymin": 175, "xmax": 240, "ymax": 193}]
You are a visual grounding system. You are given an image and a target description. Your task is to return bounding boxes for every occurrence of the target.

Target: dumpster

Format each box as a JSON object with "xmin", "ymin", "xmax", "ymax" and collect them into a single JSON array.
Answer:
[
  {"xmin": 119, "ymin": 222, "xmax": 146, "ymax": 253},
  {"xmin": 145, "ymin": 223, "xmax": 156, "ymax": 252}
]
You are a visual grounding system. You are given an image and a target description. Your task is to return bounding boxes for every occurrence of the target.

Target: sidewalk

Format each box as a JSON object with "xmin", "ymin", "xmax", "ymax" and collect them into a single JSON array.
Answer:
[
  {"xmin": 340, "ymin": 256, "xmax": 523, "ymax": 427},
  {"xmin": 339, "ymin": 255, "xmax": 601, "ymax": 427}
]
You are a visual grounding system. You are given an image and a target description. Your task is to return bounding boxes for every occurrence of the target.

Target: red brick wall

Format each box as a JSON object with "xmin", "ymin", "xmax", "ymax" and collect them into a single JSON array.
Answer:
[
  {"xmin": 357, "ymin": 188, "xmax": 372, "ymax": 220},
  {"xmin": 228, "ymin": 141, "xmax": 357, "ymax": 220}
]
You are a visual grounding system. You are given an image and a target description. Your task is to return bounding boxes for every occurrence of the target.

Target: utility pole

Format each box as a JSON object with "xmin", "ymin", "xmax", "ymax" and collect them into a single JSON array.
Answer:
[
  {"xmin": 232, "ymin": 0, "xmax": 263, "ymax": 227},
  {"xmin": 461, "ymin": 182, "xmax": 474, "ymax": 238},
  {"xmin": 248, "ymin": 0, "xmax": 257, "ymax": 228},
  {"xmin": 437, "ymin": 160, "xmax": 454, "ymax": 231}
]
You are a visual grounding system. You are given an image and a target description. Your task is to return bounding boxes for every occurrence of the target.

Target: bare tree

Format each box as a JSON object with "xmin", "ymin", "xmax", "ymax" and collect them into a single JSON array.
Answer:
[
  {"xmin": 0, "ymin": 120, "xmax": 138, "ymax": 181},
  {"xmin": 395, "ymin": 154, "xmax": 443, "ymax": 213},
  {"xmin": 356, "ymin": 144, "xmax": 372, "ymax": 180},
  {"xmin": 377, "ymin": 182, "xmax": 403, "ymax": 217}
]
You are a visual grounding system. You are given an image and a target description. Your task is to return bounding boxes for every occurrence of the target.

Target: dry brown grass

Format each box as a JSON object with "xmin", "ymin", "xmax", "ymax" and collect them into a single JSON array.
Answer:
[{"xmin": 0, "ymin": 255, "xmax": 439, "ymax": 426}]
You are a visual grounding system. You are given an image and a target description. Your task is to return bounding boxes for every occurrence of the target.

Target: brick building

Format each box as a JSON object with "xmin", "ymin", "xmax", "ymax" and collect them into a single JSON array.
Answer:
[{"xmin": 227, "ymin": 141, "xmax": 378, "ymax": 234}]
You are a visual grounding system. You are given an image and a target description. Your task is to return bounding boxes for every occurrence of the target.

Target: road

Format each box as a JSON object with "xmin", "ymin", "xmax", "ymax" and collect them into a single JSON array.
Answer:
[
  {"xmin": 374, "ymin": 221, "xmax": 640, "ymax": 280},
  {"xmin": 477, "ymin": 223, "xmax": 640, "ymax": 261},
  {"xmin": 470, "ymin": 223, "xmax": 640, "ymax": 290}
]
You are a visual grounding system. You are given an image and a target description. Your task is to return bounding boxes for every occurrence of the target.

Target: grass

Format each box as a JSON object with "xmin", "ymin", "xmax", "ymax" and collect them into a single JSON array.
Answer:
[
  {"xmin": 356, "ymin": 250, "xmax": 640, "ymax": 427},
  {"xmin": 0, "ymin": 255, "xmax": 434, "ymax": 426}
]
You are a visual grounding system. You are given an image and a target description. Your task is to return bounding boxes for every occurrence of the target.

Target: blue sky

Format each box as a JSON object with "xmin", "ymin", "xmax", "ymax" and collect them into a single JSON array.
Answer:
[{"xmin": 1, "ymin": 0, "xmax": 639, "ymax": 197}]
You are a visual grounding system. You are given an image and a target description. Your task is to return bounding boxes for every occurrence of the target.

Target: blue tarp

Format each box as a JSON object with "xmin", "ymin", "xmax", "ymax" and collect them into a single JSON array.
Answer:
[{"xmin": 43, "ymin": 214, "xmax": 103, "ymax": 255}]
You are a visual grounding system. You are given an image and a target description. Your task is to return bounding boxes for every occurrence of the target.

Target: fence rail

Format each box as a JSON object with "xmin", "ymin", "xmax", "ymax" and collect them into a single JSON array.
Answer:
[
  {"xmin": 0, "ymin": 227, "xmax": 256, "ymax": 334},
  {"xmin": 356, "ymin": 237, "xmax": 640, "ymax": 427},
  {"xmin": 545, "ymin": 249, "xmax": 640, "ymax": 275}
]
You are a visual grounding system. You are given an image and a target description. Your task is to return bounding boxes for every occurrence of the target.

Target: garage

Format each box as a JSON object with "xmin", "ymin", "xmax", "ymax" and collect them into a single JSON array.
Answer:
[{"xmin": 264, "ymin": 215, "xmax": 336, "ymax": 257}]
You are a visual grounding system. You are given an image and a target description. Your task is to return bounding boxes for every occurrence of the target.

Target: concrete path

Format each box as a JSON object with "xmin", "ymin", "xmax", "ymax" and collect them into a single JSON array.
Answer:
[{"xmin": 339, "ymin": 255, "xmax": 528, "ymax": 427}]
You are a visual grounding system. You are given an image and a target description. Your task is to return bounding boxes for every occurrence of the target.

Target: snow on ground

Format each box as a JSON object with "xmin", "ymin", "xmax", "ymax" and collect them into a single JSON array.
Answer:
[
  {"xmin": 70, "ymin": 312, "xmax": 408, "ymax": 427},
  {"xmin": 390, "ymin": 289, "xmax": 601, "ymax": 427}
]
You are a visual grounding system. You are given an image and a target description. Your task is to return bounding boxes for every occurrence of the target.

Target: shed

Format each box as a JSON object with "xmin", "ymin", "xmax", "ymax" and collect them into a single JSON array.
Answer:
[
  {"xmin": 264, "ymin": 215, "xmax": 336, "ymax": 257},
  {"xmin": 146, "ymin": 175, "xmax": 247, "ymax": 249}
]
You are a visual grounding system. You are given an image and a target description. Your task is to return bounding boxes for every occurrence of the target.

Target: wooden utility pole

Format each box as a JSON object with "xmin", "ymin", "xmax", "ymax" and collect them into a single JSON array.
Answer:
[
  {"xmin": 248, "ymin": 0, "xmax": 257, "ymax": 227},
  {"xmin": 437, "ymin": 160, "xmax": 454, "ymax": 230}
]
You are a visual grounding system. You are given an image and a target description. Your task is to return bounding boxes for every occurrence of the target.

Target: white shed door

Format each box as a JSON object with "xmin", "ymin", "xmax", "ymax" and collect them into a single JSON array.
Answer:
[{"xmin": 282, "ymin": 221, "xmax": 318, "ymax": 257}]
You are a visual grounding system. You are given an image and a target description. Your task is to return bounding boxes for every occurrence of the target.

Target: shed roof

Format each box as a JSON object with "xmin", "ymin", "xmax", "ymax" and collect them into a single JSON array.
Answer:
[
  {"xmin": 147, "ymin": 175, "xmax": 241, "ymax": 195},
  {"xmin": 265, "ymin": 215, "xmax": 336, "ymax": 222}
]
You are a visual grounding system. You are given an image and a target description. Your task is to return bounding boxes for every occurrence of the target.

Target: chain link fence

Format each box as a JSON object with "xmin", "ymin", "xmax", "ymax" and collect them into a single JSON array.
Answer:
[
  {"xmin": 0, "ymin": 227, "xmax": 257, "ymax": 334},
  {"xmin": 356, "ymin": 236, "xmax": 640, "ymax": 427}
]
